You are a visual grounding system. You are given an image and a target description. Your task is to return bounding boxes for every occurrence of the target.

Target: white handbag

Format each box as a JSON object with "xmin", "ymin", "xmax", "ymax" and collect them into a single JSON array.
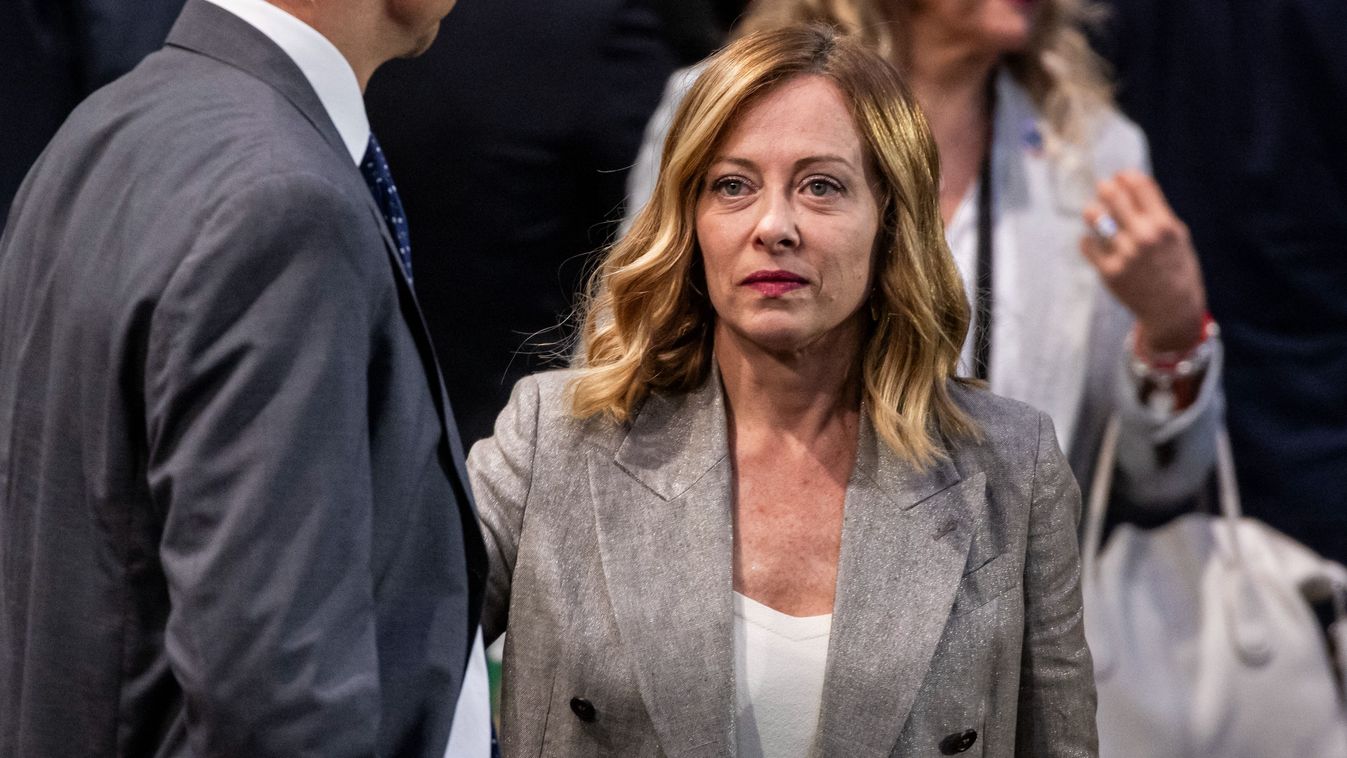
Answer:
[{"xmin": 1081, "ymin": 417, "xmax": 1347, "ymax": 758}]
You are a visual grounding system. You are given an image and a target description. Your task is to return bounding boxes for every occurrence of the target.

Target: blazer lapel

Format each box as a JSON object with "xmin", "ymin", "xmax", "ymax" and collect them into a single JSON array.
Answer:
[
  {"xmin": 589, "ymin": 375, "xmax": 736, "ymax": 758},
  {"xmin": 815, "ymin": 419, "xmax": 987, "ymax": 757}
]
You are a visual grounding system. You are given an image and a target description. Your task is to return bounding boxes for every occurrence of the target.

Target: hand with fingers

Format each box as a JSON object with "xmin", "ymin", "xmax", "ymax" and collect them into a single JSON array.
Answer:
[{"xmin": 1081, "ymin": 170, "xmax": 1208, "ymax": 357}]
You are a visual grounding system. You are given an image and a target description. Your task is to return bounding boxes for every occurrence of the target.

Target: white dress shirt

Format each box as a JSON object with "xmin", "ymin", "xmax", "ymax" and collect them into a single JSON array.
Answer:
[
  {"xmin": 198, "ymin": 3, "xmax": 492, "ymax": 755},
  {"xmin": 202, "ymin": 0, "xmax": 367, "ymax": 164}
]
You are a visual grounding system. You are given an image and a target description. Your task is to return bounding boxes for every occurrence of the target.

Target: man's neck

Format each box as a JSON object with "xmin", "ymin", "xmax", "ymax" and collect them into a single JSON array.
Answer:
[{"xmin": 270, "ymin": 0, "xmax": 389, "ymax": 90}]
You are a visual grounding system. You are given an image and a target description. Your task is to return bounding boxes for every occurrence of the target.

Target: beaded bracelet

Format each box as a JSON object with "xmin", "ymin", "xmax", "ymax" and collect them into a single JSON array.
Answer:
[{"xmin": 1127, "ymin": 314, "xmax": 1219, "ymax": 416}]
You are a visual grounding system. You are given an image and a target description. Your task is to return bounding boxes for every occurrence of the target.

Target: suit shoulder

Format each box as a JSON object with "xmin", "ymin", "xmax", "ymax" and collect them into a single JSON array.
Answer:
[
  {"xmin": 503, "ymin": 369, "xmax": 626, "ymax": 450},
  {"xmin": 75, "ymin": 46, "xmax": 355, "ymax": 191},
  {"xmin": 950, "ymin": 382, "xmax": 1042, "ymax": 429},
  {"xmin": 517, "ymin": 368, "xmax": 582, "ymax": 407},
  {"xmin": 945, "ymin": 386, "xmax": 1074, "ymax": 526},
  {"xmin": 948, "ymin": 383, "xmax": 1051, "ymax": 463},
  {"xmin": 1087, "ymin": 105, "xmax": 1150, "ymax": 174}
]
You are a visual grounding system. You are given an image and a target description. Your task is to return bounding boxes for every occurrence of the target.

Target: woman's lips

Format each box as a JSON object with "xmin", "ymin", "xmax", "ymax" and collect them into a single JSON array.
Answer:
[{"xmin": 741, "ymin": 269, "xmax": 808, "ymax": 297}]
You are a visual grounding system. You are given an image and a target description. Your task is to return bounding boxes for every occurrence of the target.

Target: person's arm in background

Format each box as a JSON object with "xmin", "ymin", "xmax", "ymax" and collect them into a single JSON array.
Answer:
[{"xmin": 1081, "ymin": 118, "xmax": 1223, "ymax": 505}]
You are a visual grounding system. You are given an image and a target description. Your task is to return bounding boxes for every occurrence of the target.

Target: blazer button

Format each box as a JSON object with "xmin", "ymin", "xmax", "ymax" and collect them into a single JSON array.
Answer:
[
  {"xmin": 570, "ymin": 697, "xmax": 597, "ymax": 723},
  {"xmin": 939, "ymin": 729, "xmax": 978, "ymax": 754}
]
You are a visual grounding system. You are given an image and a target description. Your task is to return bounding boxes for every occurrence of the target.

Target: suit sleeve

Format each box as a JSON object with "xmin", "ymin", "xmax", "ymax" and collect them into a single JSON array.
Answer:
[
  {"xmin": 1112, "ymin": 331, "xmax": 1224, "ymax": 504},
  {"xmin": 466, "ymin": 374, "xmax": 542, "ymax": 644},
  {"xmin": 145, "ymin": 172, "xmax": 385, "ymax": 758},
  {"xmin": 1016, "ymin": 412, "xmax": 1099, "ymax": 757}
]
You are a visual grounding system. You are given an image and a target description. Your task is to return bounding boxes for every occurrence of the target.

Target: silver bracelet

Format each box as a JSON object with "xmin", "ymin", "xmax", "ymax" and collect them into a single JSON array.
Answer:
[{"xmin": 1126, "ymin": 320, "xmax": 1219, "ymax": 416}]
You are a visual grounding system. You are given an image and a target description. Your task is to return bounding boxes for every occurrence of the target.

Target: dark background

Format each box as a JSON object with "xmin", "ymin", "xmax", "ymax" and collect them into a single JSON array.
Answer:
[{"xmin": 1094, "ymin": 0, "xmax": 1347, "ymax": 561}]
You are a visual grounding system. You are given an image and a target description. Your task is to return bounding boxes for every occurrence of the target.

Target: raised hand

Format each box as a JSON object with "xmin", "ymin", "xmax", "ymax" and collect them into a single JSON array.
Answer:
[{"xmin": 1080, "ymin": 170, "xmax": 1207, "ymax": 355}]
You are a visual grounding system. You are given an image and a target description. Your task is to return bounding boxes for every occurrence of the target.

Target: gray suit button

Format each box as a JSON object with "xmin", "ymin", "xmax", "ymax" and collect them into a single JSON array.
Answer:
[
  {"xmin": 570, "ymin": 697, "xmax": 597, "ymax": 722},
  {"xmin": 939, "ymin": 729, "xmax": 977, "ymax": 754}
]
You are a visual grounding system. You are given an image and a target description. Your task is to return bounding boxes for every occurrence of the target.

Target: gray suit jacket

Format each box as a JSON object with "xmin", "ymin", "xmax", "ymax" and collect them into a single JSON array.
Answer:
[
  {"xmin": 469, "ymin": 370, "xmax": 1097, "ymax": 757},
  {"xmin": 0, "ymin": 2, "xmax": 486, "ymax": 756}
]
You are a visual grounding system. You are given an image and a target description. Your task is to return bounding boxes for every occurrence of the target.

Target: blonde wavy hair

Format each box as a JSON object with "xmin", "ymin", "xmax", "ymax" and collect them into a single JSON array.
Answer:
[
  {"xmin": 738, "ymin": 0, "xmax": 1114, "ymax": 145},
  {"xmin": 571, "ymin": 24, "xmax": 978, "ymax": 467}
]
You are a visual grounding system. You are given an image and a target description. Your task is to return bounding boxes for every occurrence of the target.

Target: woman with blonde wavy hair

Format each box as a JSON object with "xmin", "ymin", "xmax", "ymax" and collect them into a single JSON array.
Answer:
[
  {"xmin": 470, "ymin": 24, "xmax": 1095, "ymax": 757},
  {"xmin": 628, "ymin": 0, "xmax": 1224, "ymax": 509}
]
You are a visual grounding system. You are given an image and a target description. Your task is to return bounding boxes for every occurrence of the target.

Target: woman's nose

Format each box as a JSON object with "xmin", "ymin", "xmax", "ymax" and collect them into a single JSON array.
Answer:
[{"xmin": 753, "ymin": 191, "xmax": 800, "ymax": 253}]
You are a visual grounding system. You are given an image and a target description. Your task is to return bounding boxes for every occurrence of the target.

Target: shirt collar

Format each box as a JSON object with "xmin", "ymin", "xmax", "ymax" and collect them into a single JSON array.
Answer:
[{"xmin": 201, "ymin": 0, "xmax": 370, "ymax": 165}]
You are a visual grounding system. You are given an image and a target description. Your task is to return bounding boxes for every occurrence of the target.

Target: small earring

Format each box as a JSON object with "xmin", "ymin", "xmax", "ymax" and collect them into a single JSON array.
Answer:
[{"xmin": 869, "ymin": 297, "xmax": 882, "ymax": 321}]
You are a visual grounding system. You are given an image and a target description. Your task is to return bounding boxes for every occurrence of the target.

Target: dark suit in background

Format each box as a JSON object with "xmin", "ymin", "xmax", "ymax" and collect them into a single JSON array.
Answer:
[
  {"xmin": 650, "ymin": 0, "xmax": 746, "ymax": 65},
  {"xmin": 367, "ymin": 0, "xmax": 745, "ymax": 445},
  {"xmin": 0, "ymin": 2, "xmax": 485, "ymax": 755},
  {"xmin": 0, "ymin": 0, "xmax": 185, "ymax": 219},
  {"xmin": 1094, "ymin": 0, "xmax": 1347, "ymax": 561}
]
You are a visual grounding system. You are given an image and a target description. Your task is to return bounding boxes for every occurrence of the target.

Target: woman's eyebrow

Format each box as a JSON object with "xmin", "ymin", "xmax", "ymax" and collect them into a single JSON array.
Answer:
[
  {"xmin": 707, "ymin": 155, "xmax": 856, "ymax": 172},
  {"xmin": 793, "ymin": 154, "xmax": 854, "ymax": 172},
  {"xmin": 707, "ymin": 156, "xmax": 758, "ymax": 171}
]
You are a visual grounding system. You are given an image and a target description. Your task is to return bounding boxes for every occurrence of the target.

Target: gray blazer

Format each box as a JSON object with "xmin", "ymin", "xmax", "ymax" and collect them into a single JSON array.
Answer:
[
  {"xmin": 469, "ymin": 370, "xmax": 1097, "ymax": 757},
  {"xmin": 0, "ymin": 2, "xmax": 485, "ymax": 755}
]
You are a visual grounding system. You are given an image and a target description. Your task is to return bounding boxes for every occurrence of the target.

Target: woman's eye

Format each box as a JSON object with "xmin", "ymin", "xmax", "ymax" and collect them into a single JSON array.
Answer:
[
  {"xmin": 713, "ymin": 177, "xmax": 749, "ymax": 197},
  {"xmin": 805, "ymin": 178, "xmax": 842, "ymax": 197}
]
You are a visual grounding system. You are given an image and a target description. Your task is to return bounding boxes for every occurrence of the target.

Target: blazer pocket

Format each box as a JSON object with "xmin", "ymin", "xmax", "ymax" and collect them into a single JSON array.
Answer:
[{"xmin": 951, "ymin": 552, "xmax": 1020, "ymax": 617}]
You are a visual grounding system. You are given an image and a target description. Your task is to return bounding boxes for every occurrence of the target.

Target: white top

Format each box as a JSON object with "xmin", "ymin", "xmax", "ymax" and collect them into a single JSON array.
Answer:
[
  {"xmin": 195, "ymin": 3, "xmax": 491, "ymax": 756},
  {"xmin": 940, "ymin": 108, "xmax": 1130, "ymax": 454},
  {"xmin": 733, "ymin": 592, "xmax": 833, "ymax": 758},
  {"xmin": 201, "ymin": 0, "xmax": 369, "ymax": 164},
  {"xmin": 945, "ymin": 176, "xmax": 1030, "ymax": 405}
]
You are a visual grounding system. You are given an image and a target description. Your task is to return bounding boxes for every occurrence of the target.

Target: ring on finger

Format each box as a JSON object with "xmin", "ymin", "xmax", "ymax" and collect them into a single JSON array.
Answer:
[{"xmin": 1092, "ymin": 213, "xmax": 1120, "ymax": 243}]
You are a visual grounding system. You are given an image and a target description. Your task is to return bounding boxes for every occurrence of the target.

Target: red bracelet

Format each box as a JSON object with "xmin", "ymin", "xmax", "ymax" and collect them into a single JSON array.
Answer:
[
  {"xmin": 1127, "ymin": 313, "xmax": 1218, "ymax": 415},
  {"xmin": 1133, "ymin": 312, "xmax": 1217, "ymax": 370}
]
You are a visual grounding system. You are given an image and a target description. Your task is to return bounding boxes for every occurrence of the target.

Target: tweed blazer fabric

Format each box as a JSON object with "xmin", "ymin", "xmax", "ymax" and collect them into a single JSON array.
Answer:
[{"xmin": 468, "ymin": 369, "xmax": 1097, "ymax": 757}]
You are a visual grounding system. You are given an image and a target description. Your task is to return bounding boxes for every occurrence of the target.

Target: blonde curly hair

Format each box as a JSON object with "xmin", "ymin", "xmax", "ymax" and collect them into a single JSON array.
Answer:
[{"xmin": 571, "ymin": 24, "xmax": 978, "ymax": 467}]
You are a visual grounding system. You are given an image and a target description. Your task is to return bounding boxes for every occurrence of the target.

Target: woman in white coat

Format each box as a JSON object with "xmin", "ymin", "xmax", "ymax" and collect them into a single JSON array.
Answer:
[{"xmin": 625, "ymin": 0, "xmax": 1223, "ymax": 505}]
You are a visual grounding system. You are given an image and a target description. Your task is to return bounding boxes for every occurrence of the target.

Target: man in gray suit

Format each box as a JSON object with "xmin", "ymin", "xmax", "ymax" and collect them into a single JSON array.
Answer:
[{"xmin": 0, "ymin": 0, "xmax": 488, "ymax": 756}]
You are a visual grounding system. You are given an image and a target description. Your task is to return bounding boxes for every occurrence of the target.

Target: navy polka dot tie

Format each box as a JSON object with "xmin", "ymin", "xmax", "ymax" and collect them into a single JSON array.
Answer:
[{"xmin": 360, "ymin": 134, "xmax": 413, "ymax": 283}]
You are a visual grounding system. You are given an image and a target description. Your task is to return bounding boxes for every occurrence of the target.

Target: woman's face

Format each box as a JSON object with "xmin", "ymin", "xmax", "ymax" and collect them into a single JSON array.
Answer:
[
  {"xmin": 908, "ymin": 0, "xmax": 1039, "ymax": 56},
  {"xmin": 695, "ymin": 75, "xmax": 882, "ymax": 354}
]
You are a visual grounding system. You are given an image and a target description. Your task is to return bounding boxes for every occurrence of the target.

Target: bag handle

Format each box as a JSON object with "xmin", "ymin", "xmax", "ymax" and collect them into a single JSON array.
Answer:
[{"xmin": 1082, "ymin": 416, "xmax": 1273, "ymax": 668}]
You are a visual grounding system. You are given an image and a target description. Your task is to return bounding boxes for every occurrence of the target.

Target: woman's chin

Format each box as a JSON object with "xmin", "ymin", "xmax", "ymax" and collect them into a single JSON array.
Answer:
[
  {"xmin": 719, "ymin": 314, "xmax": 810, "ymax": 353},
  {"xmin": 723, "ymin": 319, "xmax": 854, "ymax": 359}
]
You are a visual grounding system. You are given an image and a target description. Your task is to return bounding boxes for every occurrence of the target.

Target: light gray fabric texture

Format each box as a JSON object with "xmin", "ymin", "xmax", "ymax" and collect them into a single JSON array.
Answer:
[
  {"xmin": 469, "ymin": 369, "xmax": 1097, "ymax": 757},
  {"xmin": 0, "ymin": 1, "xmax": 486, "ymax": 755},
  {"xmin": 623, "ymin": 66, "xmax": 1223, "ymax": 507}
]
